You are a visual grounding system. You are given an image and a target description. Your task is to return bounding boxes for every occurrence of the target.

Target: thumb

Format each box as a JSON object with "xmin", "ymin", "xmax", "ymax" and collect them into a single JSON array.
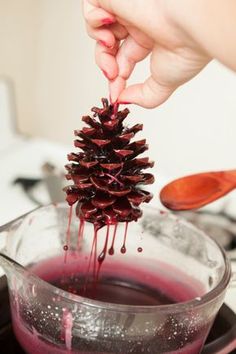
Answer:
[{"xmin": 118, "ymin": 76, "xmax": 176, "ymax": 108}]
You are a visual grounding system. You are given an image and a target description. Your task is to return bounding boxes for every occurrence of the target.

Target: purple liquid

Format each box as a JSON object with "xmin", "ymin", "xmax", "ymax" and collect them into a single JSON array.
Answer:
[{"xmin": 11, "ymin": 254, "xmax": 210, "ymax": 354}]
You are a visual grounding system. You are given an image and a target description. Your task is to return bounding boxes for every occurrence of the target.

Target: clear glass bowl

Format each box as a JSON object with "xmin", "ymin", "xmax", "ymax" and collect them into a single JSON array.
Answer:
[{"xmin": 0, "ymin": 203, "xmax": 232, "ymax": 354}]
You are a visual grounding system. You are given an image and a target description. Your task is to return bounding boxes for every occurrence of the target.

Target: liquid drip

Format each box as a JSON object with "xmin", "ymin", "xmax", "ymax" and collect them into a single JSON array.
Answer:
[
  {"xmin": 108, "ymin": 223, "xmax": 118, "ymax": 255},
  {"xmin": 95, "ymin": 225, "xmax": 111, "ymax": 283},
  {"xmin": 93, "ymin": 227, "xmax": 98, "ymax": 279},
  {"xmin": 98, "ymin": 225, "xmax": 110, "ymax": 264},
  {"xmin": 77, "ymin": 218, "xmax": 84, "ymax": 250},
  {"xmin": 137, "ymin": 247, "xmax": 143, "ymax": 253},
  {"xmin": 63, "ymin": 206, "xmax": 73, "ymax": 263},
  {"xmin": 63, "ymin": 208, "xmax": 142, "ymax": 296},
  {"xmin": 120, "ymin": 222, "xmax": 128, "ymax": 254},
  {"xmin": 83, "ymin": 225, "xmax": 98, "ymax": 295}
]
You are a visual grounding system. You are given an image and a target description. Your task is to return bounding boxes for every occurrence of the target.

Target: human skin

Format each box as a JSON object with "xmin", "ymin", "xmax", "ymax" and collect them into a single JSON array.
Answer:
[{"xmin": 83, "ymin": 0, "xmax": 236, "ymax": 108}]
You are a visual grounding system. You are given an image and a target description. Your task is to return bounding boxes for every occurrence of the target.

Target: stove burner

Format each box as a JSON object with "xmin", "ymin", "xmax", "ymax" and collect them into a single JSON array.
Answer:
[
  {"xmin": 176, "ymin": 210, "xmax": 236, "ymax": 261},
  {"xmin": 0, "ymin": 276, "xmax": 235, "ymax": 353}
]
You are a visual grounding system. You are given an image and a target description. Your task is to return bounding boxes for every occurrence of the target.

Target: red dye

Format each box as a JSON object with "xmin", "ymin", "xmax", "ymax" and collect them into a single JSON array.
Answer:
[
  {"xmin": 120, "ymin": 221, "xmax": 128, "ymax": 254},
  {"xmin": 108, "ymin": 223, "xmax": 118, "ymax": 255},
  {"xmin": 63, "ymin": 205, "xmax": 73, "ymax": 263},
  {"xmin": 12, "ymin": 254, "xmax": 209, "ymax": 354},
  {"xmin": 77, "ymin": 218, "xmax": 84, "ymax": 249},
  {"xmin": 137, "ymin": 247, "xmax": 143, "ymax": 253},
  {"xmin": 98, "ymin": 224, "xmax": 110, "ymax": 264},
  {"xmin": 83, "ymin": 224, "xmax": 98, "ymax": 295},
  {"xmin": 63, "ymin": 216, "xmax": 134, "ymax": 290}
]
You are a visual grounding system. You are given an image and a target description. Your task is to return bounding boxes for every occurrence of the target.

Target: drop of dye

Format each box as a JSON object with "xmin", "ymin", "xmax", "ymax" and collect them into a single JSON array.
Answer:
[
  {"xmin": 120, "ymin": 222, "xmax": 128, "ymax": 255},
  {"xmin": 120, "ymin": 246, "xmax": 126, "ymax": 254},
  {"xmin": 108, "ymin": 247, "xmax": 114, "ymax": 256},
  {"xmin": 98, "ymin": 225, "xmax": 110, "ymax": 264},
  {"xmin": 137, "ymin": 247, "xmax": 143, "ymax": 253},
  {"xmin": 108, "ymin": 223, "xmax": 118, "ymax": 256}
]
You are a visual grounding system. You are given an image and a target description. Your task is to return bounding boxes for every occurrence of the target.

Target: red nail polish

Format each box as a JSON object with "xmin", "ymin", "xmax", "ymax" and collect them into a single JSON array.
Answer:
[
  {"xmin": 119, "ymin": 101, "xmax": 131, "ymax": 105},
  {"xmin": 102, "ymin": 18, "xmax": 115, "ymax": 25},
  {"xmin": 98, "ymin": 40, "xmax": 108, "ymax": 47},
  {"xmin": 102, "ymin": 69, "xmax": 109, "ymax": 79}
]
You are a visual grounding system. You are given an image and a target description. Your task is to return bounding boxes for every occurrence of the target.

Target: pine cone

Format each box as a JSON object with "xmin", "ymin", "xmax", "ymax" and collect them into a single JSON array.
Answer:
[{"xmin": 64, "ymin": 98, "xmax": 154, "ymax": 229}]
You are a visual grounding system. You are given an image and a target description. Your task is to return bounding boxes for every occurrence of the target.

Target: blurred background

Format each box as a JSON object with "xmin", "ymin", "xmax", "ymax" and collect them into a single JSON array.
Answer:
[{"xmin": 1, "ymin": 0, "xmax": 236, "ymax": 223}]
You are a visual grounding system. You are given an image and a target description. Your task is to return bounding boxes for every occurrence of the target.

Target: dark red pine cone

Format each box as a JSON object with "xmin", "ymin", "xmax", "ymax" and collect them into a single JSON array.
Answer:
[{"xmin": 64, "ymin": 98, "xmax": 154, "ymax": 229}]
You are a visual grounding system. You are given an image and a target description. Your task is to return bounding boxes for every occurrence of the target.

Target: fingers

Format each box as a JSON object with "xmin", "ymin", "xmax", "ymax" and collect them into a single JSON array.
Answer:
[
  {"xmin": 83, "ymin": 0, "xmax": 115, "ymax": 27},
  {"xmin": 84, "ymin": 0, "xmax": 129, "ymax": 83},
  {"xmin": 108, "ymin": 35, "xmax": 152, "ymax": 102},
  {"xmin": 95, "ymin": 41, "xmax": 120, "ymax": 80},
  {"xmin": 118, "ymin": 76, "xmax": 176, "ymax": 108},
  {"xmin": 109, "ymin": 23, "xmax": 128, "ymax": 41},
  {"xmin": 116, "ymin": 34, "xmax": 152, "ymax": 79},
  {"xmin": 85, "ymin": 7, "xmax": 115, "ymax": 28},
  {"xmin": 118, "ymin": 44, "xmax": 209, "ymax": 108},
  {"xmin": 109, "ymin": 77, "xmax": 126, "ymax": 103},
  {"xmin": 86, "ymin": 24, "xmax": 116, "ymax": 48},
  {"xmin": 84, "ymin": 0, "xmax": 172, "ymax": 108},
  {"xmin": 84, "ymin": 0, "xmax": 117, "ymax": 47}
]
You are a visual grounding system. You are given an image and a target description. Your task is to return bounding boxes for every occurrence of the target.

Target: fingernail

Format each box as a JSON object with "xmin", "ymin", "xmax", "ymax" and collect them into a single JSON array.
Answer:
[
  {"xmin": 119, "ymin": 101, "xmax": 131, "ymax": 105},
  {"xmin": 98, "ymin": 40, "xmax": 108, "ymax": 47},
  {"xmin": 102, "ymin": 18, "xmax": 115, "ymax": 25},
  {"xmin": 102, "ymin": 69, "xmax": 109, "ymax": 80},
  {"xmin": 98, "ymin": 40, "xmax": 113, "ymax": 49}
]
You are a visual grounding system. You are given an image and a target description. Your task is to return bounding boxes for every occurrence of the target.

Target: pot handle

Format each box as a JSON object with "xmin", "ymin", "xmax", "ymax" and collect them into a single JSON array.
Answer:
[{"xmin": 202, "ymin": 325, "xmax": 236, "ymax": 354}]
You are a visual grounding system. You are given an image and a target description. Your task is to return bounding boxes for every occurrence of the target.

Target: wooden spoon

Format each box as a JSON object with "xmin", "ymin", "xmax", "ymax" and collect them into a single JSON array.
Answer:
[{"xmin": 160, "ymin": 170, "xmax": 236, "ymax": 211}]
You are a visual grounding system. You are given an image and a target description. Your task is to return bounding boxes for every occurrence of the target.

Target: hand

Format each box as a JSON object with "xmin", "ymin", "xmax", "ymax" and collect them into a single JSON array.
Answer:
[{"xmin": 83, "ymin": 0, "xmax": 211, "ymax": 108}]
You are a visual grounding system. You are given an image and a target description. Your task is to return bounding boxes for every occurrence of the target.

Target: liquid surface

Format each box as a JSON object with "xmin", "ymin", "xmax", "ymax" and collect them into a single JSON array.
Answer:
[{"xmin": 11, "ymin": 254, "xmax": 210, "ymax": 354}]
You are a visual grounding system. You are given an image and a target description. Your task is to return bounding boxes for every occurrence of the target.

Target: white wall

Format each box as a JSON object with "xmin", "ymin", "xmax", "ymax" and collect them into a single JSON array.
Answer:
[
  {"xmin": 0, "ymin": 0, "xmax": 236, "ymax": 181},
  {"xmin": 129, "ymin": 60, "xmax": 236, "ymax": 179}
]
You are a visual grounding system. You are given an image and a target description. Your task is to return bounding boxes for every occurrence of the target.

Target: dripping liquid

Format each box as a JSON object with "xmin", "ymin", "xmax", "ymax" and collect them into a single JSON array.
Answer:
[
  {"xmin": 120, "ymin": 222, "xmax": 128, "ymax": 254},
  {"xmin": 63, "ymin": 207, "xmax": 133, "ymax": 296},
  {"xmin": 63, "ymin": 205, "xmax": 73, "ymax": 263},
  {"xmin": 108, "ymin": 223, "xmax": 118, "ymax": 255},
  {"xmin": 59, "ymin": 209, "xmax": 200, "ymax": 305}
]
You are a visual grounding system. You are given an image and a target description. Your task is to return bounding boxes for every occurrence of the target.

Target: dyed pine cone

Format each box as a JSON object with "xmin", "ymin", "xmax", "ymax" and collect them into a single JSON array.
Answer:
[{"xmin": 64, "ymin": 98, "xmax": 154, "ymax": 229}]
